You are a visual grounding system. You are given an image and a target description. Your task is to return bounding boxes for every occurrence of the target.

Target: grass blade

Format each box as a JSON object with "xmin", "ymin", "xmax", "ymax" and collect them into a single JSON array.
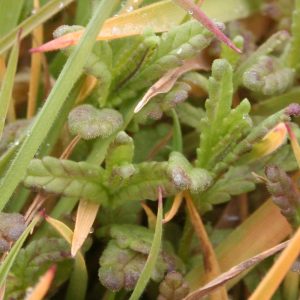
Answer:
[
  {"xmin": 0, "ymin": 0, "xmax": 120, "ymax": 211},
  {"xmin": 27, "ymin": 0, "xmax": 43, "ymax": 119},
  {"xmin": 186, "ymin": 199, "xmax": 292, "ymax": 290},
  {"xmin": 0, "ymin": 34, "xmax": 19, "ymax": 138},
  {"xmin": 45, "ymin": 215, "xmax": 88, "ymax": 300},
  {"xmin": 184, "ymin": 240, "xmax": 289, "ymax": 299},
  {"xmin": 249, "ymin": 226, "xmax": 300, "ymax": 300},
  {"xmin": 32, "ymin": 0, "xmax": 257, "ymax": 52},
  {"xmin": 184, "ymin": 191, "xmax": 228, "ymax": 300},
  {"xmin": 0, "ymin": 0, "xmax": 25, "ymax": 37},
  {"xmin": 0, "ymin": 215, "xmax": 40, "ymax": 287},
  {"xmin": 129, "ymin": 188, "xmax": 163, "ymax": 300},
  {"xmin": 0, "ymin": 0, "xmax": 74, "ymax": 55}
]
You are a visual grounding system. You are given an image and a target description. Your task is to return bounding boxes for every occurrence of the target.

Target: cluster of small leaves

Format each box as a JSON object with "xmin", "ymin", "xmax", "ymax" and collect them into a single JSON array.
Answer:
[
  {"xmin": 5, "ymin": 238, "xmax": 72, "ymax": 300},
  {"xmin": 264, "ymin": 165, "xmax": 300, "ymax": 227},
  {"xmin": 98, "ymin": 224, "xmax": 184, "ymax": 292},
  {"xmin": 196, "ymin": 59, "xmax": 252, "ymax": 172},
  {"xmin": 57, "ymin": 20, "xmax": 214, "ymax": 108},
  {"xmin": 157, "ymin": 271, "xmax": 190, "ymax": 300},
  {"xmin": 24, "ymin": 132, "xmax": 212, "ymax": 207},
  {"xmin": 242, "ymin": 55, "xmax": 294, "ymax": 95},
  {"xmin": 0, "ymin": 213, "xmax": 25, "ymax": 253}
]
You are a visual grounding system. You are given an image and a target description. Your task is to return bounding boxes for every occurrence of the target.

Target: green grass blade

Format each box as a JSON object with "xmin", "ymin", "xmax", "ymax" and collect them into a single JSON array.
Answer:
[
  {"xmin": 129, "ymin": 190, "xmax": 163, "ymax": 300},
  {"xmin": 0, "ymin": 0, "xmax": 25, "ymax": 37},
  {"xmin": 0, "ymin": 215, "xmax": 40, "ymax": 287},
  {"xmin": 0, "ymin": 0, "xmax": 74, "ymax": 55},
  {"xmin": 171, "ymin": 108, "xmax": 183, "ymax": 153},
  {"xmin": 0, "ymin": 37, "xmax": 19, "ymax": 138},
  {"xmin": 287, "ymin": 0, "xmax": 300, "ymax": 70},
  {"xmin": 0, "ymin": 0, "xmax": 120, "ymax": 211}
]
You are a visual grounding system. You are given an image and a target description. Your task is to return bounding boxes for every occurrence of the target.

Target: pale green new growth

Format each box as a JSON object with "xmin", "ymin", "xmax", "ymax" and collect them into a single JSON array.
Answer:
[{"xmin": 196, "ymin": 59, "xmax": 252, "ymax": 172}]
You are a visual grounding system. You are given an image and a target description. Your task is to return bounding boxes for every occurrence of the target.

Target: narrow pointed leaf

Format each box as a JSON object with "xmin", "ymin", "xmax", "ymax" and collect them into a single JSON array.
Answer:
[
  {"xmin": 45, "ymin": 215, "xmax": 88, "ymax": 300},
  {"xmin": 0, "ymin": 35, "xmax": 19, "ymax": 138},
  {"xmin": 129, "ymin": 188, "xmax": 163, "ymax": 300},
  {"xmin": 25, "ymin": 265, "xmax": 56, "ymax": 300},
  {"xmin": 71, "ymin": 200, "xmax": 100, "ymax": 256}
]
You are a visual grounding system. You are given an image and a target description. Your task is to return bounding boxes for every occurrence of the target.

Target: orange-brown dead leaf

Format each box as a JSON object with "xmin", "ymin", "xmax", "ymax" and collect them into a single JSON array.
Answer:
[
  {"xmin": 163, "ymin": 192, "xmax": 183, "ymax": 223},
  {"xmin": 71, "ymin": 200, "xmax": 100, "ymax": 257},
  {"xmin": 141, "ymin": 202, "xmax": 157, "ymax": 229},
  {"xmin": 25, "ymin": 265, "xmax": 56, "ymax": 300},
  {"xmin": 184, "ymin": 240, "xmax": 289, "ymax": 299},
  {"xmin": 30, "ymin": 1, "xmax": 185, "ymax": 53},
  {"xmin": 184, "ymin": 191, "xmax": 228, "ymax": 300},
  {"xmin": 250, "ymin": 226, "xmax": 300, "ymax": 300},
  {"xmin": 134, "ymin": 57, "xmax": 208, "ymax": 113}
]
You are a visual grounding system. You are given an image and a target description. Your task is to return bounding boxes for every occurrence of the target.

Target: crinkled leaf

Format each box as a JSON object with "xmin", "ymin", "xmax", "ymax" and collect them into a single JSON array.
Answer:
[
  {"xmin": 68, "ymin": 105, "xmax": 123, "ymax": 140},
  {"xmin": 99, "ymin": 224, "xmax": 182, "ymax": 292},
  {"xmin": 24, "ymin": 156, "xmax": 108, "ymax": 204},
  {"xmin": 5, "ymin": 238, "xmax": 72, "ymax": 300},
  {"xmin": 0, "ymin": 213, "xmax": 25, "ymax": 253}
]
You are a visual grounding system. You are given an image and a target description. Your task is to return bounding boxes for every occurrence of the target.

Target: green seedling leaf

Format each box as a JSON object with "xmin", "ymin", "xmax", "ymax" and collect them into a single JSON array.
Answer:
[
  {"xmin": 234, "ymin": 31, "xmax": 290, "ymax": 89},
  {"xmin": 242, "ymin": 56, "xmax": 294, "ymax": 96},
  {"xmin": 68, "ymin": 105, "xmax": 123, "ymax": 140},
  {"xmin": 196, "ymin": 59, "xmax": 252, "ymax": 172},
  {"xmin": 112, "ymin": 20, "xmax": 214, "ymax": 104},
  {"xmin": 212, "ymin": 103, "xmax": 300, "ymax": 176},
  {"xmin": 105, "ymin": 131, "xmax": 134, "ymax": 172},
  {"xmin": 168, "ymin": 152, "xmax": 212, "ymax": 193},
  {"xmin": 171, "ymin": 109, "xmax": 183, "ymax": 153},
  {"xmin": 24, "ymin": 156, "xmax": 108, "ymax": 204}
]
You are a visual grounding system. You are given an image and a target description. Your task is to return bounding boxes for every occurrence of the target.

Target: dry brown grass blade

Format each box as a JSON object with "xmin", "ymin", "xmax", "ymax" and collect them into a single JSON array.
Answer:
[
  {"xmin": 27, "ymin": 0, "xmax": 43, "ymax": 118},
  {"xmin": 184, "ymin": 240, "xmax": 289, "ymax": 299},
  {"xmin": 185, "ymin": 199, "xmax": 292, "ymax": 291},
  {"xmin": 0, "ymin": 283, "xmax": 5, "ymax": 300},
  {"xmin": 76, "ymin": 75, "xmax": 98, "ymax": 103},
  {"xmin": 163, "ymin": 192, "xmax": 183, "ymax": 223},
  {"xmin": 184, "ymin": 191, "xmax": 228, "ymax": 300},
  {"xmin": 25, "ymin": 265, "xmax": 56, "ymax": 300},
  {"xmin": 71, "ymin": 200, "xmax": 100, "ymax": 257},
  {"xmin": 249, "ymin": 226, "xmax": 300, "ymax": 300},
  {"xmin": 141, "ymin": 202, "xmax": 157, "ymax": 230},
  {"xmin": 60, "ymin": 135, "xmax": 81, "ymax": 159},
  {"xmin": 134, "ymin": 57, "xmax": 208, "ymax": 113}
]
